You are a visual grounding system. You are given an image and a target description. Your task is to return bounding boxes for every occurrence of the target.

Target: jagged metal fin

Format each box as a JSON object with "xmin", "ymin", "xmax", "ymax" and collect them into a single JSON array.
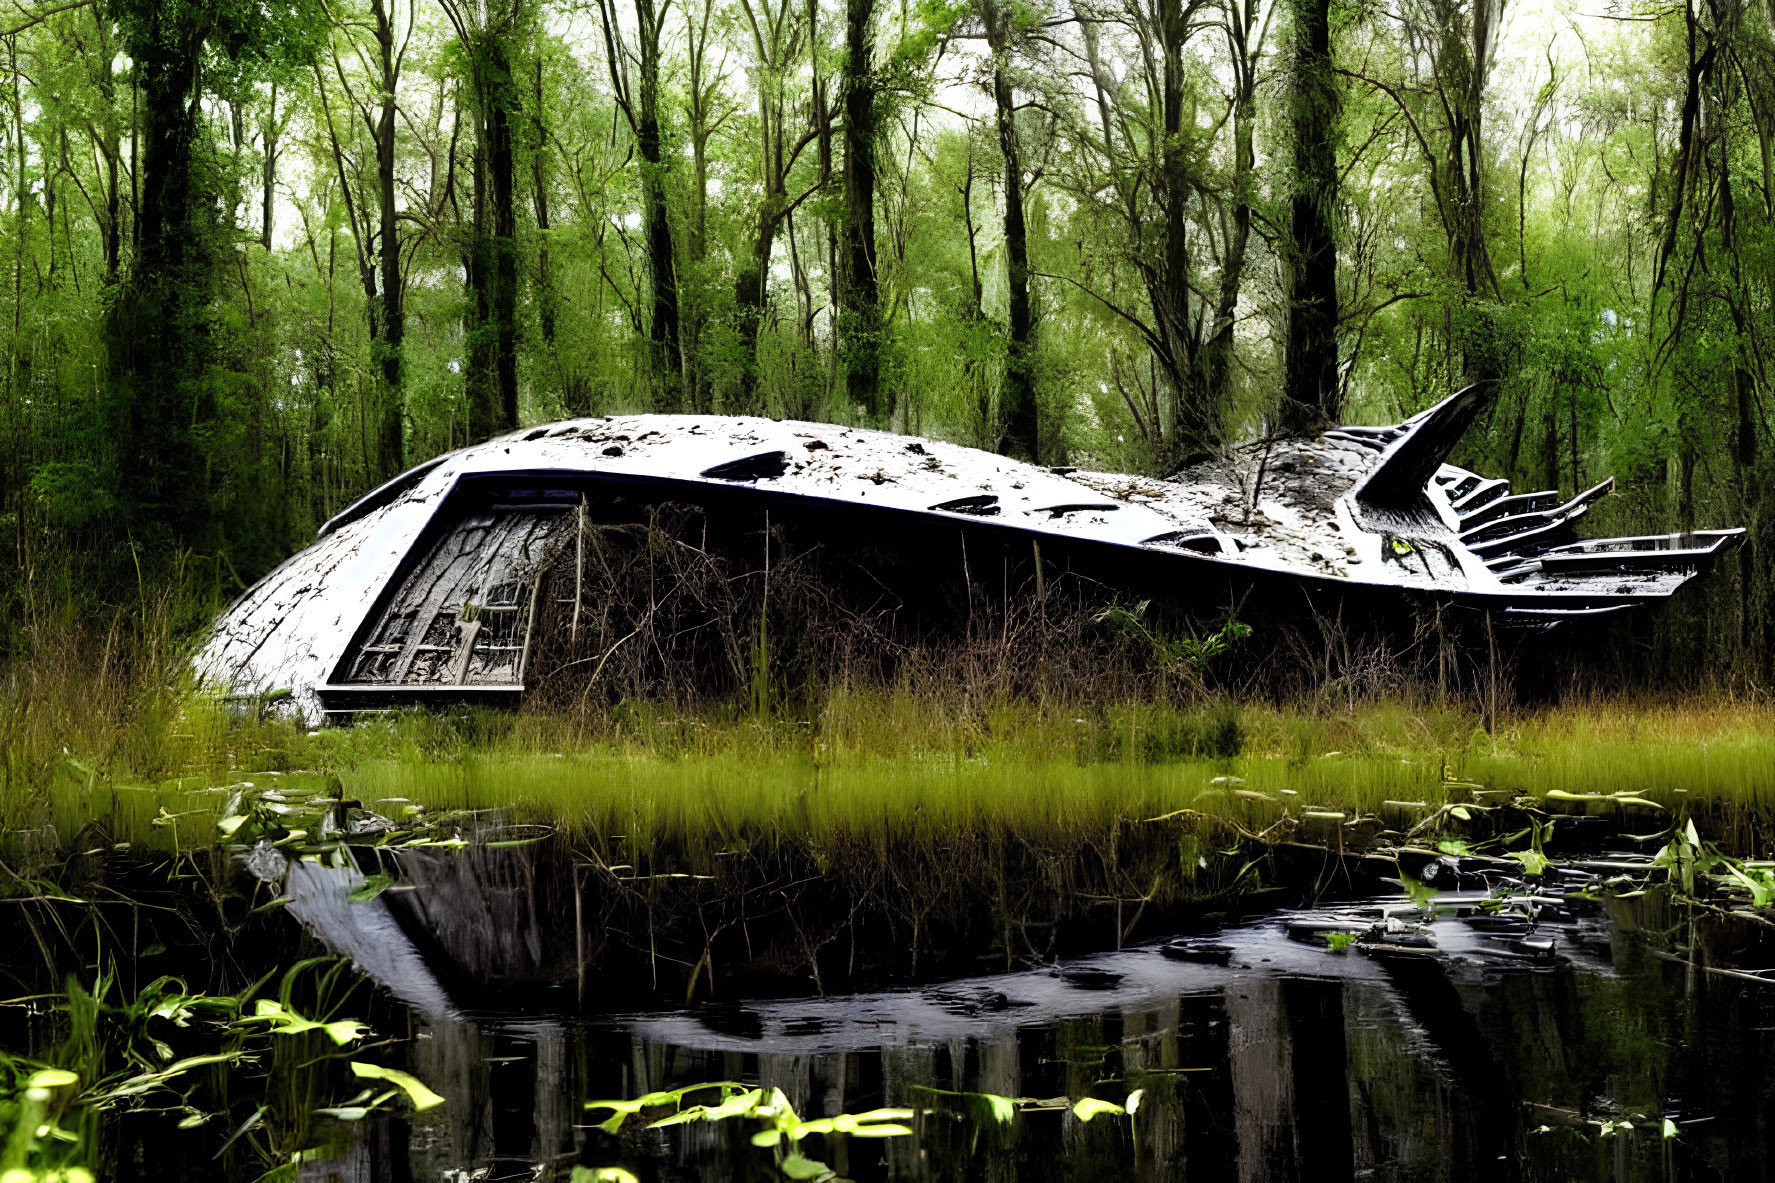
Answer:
[{"xmin": 1351, "ymin": 384, "xmax": 1494, "ymax": 514}]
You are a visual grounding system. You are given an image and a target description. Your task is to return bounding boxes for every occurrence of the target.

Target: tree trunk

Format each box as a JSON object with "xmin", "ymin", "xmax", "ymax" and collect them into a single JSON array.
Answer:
[
  {"xmin": 532, "ymin": 56, "xmax": 556, "ymax": 347},
  {"xmin": 841, "ymin": 0, "xmax": 884, "ymax": 424},
  {"xmin": 112, "ymin": 11, "xmax": 211, "ymax": 542},
  {"xmin": 373, "ymin": 0, "xmax": 403, "ymax": 474},
  {"xmin": 491, "ymin": 55, "xmax": 519, "ymax": 435},
  {"xmin": 1444, "ymin": 0, "xmax": 1503, "ymax": 387},
  {"xmin": 733, "ymin": 200, "xmax": 781, "ymax": 414},
  {"xmin": 93, "ymin": 13, "xmax": 122, "ymax": 281},
  {"xmin": 636, "ymin": 0, "xmax": 683, "ymax": 409},
  {"xmin": 1280, "ymin": 0, "xmax": 1339, "ymax": 431},
  {"xmin": 988, "ymin": 21, "xmax": 1035, "ymax": 461},
  {"xmin": 466, "ymin": 93, "xmax": 499, "ymax": 441}
]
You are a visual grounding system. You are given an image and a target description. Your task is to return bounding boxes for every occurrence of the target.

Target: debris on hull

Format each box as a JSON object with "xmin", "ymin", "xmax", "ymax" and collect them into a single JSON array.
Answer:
[{"xmin": 196, "ymin": 387, "xmax": 1743, "ymax": 718}]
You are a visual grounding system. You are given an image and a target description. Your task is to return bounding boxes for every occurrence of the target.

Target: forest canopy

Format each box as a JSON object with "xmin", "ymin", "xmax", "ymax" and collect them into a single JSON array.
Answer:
[{"xmin": 0, "ymin": 0, "xmax": 1768, "ymax": 678}]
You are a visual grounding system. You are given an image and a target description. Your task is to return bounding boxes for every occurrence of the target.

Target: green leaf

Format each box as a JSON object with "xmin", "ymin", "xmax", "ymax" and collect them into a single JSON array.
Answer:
[
  {"xmin": 27, "ymin": 1068, "xmax": 79, "ymax": 1089},
  {"xmin": 1071, "ymin": 1097, "xmax": 1127, "ymax": 1122},
  {"xmin": 571, "ymin": 1170, "xmax": 640, "ymax": 1183},
  {"xmin": 779, "ymin": 1153, "xmax": 832, "ymax": 1180},
  {"xmin": 86, "ymin": 1052, "xmax": 245, "ymax": 1104},
  {"xmin": 1449, "ymin": 805, "xmax": 1472, "ymax": 821},
  {"xmin": 348, "ymin": 1062, "xmax": 444, "ymax": 1112},
  {"xmin": 1662, "ymin": 1118, "xmax": 1679, "ymax": 1139},
  {"xmin": 242, "ymin": 999, "xmax": 370, "ymax": 1045},
  {"xmin": 1125, "ymin": 1088, "xmax": 1145, "ymax": 1116},
  {"xmin": 347, "ymin": 874, "xmax": 392, "ymax": 903},
  {"xmin": 1510, "ymin": 849, "xmax": 1551, "ymax": 876},
  {"xmin": 584, "ymin": 1083, "xmax": 747, "ymax": 1134},
  {"xmin": 314, "ymin": 1106, "xmax": 374, "ymax": 1121},
  {"xmin": 829, "ymin": 1109, "xmax": 916, "ymax": 1137}
]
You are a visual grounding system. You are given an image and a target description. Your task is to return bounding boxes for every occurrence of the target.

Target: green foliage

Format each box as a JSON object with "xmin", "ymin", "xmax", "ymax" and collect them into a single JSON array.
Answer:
[
  {"xmin": 588, "ymin": 1084, "xmax": 913, "ymax": 1180},
  {"xmin": 0, "ymin": 0, "xmax": 1772, "ymax": 676},
  {"xmin": 0, "ymin": 956, "xmax": 441, "ymax": 1180}
]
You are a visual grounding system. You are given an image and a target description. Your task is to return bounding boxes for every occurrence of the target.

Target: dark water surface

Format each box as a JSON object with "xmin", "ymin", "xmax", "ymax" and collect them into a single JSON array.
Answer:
[
  {"xmin": 10, "ymin": 832, "xmax": 1775, "ymax": 1182},
  {"xmin": 259, "ymin": 861, "xmax": 1775, "ymax": 1181}
]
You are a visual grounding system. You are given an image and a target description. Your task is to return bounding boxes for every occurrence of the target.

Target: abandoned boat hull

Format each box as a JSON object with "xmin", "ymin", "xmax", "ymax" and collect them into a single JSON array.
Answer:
[{"xmin": 195, "ymin": 393, "xmax": 1744, "ymax": 719}]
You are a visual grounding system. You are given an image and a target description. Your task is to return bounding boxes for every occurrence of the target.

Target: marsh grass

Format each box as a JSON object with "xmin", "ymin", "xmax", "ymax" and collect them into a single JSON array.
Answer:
[
  {"xmin": 6, "ymin": 577, "xmax": 1775, "ymax": 859},
  {"xmin": 12, "ymin": 683, "xmax": 1775, "ymax": 858}
]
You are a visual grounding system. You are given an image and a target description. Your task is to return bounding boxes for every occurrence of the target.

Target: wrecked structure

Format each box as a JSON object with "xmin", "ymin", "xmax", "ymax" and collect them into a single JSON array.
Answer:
[{"xmin": 196, "ymin": 386, "xmax": 1743, "ymax": 720}]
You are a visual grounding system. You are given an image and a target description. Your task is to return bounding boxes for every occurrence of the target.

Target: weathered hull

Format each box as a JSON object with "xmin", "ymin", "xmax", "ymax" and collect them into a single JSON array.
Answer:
[{"xmin": 196, "ymin": 394, "xmax": 1743, "ymax": 719}]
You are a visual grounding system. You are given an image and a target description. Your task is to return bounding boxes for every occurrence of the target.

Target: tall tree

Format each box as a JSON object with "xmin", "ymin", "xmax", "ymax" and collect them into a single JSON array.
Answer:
[
  {"xmin": 980, "ymin": 0, "xmax": 1037, "ymax": 459},
  {"xmin": 681, "ymin": 0, "xmax": 736, "ymax": 411},
  {"xmin": 1061, "ymin": 0, "xmax": 1264, "ymax": 461},
  {"xmin": 598, "ymin": 0, "xmax": 684, "ymax": 408},
  {"xmin": 108, "ymin": 0, "xmax": 319, "ymax": 543},
  {"xmin": 317, "ymin": 0, "xmax": 412, "ymax": 477},
  {"xmin": 1280, "ymin": 0, "xmax": 1339, "ymax": 431},
  {"xmin": 441, "ymin": 0, "xmax": 524, "ymax": 440},
  {"xmin": 841, "ymin": 0, "xmax": 885, "ymax": 424},
  {"xmin": 731, "ymin": 0, "xmax": 831, "ymax": 413}
]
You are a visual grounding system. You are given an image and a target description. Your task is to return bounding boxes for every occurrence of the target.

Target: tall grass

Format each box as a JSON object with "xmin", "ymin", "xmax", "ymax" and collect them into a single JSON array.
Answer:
[
  {"xmin": 10, "ymin": 678, "xmax": 1775, "ymax": 857},
  {"xmin": 7, "ymin": 583, "xmax": 1775, "ymax": 857}
]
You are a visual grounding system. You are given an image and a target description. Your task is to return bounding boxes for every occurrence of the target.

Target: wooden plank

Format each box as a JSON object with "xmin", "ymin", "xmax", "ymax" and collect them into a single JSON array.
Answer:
[{"xmin": 447, "ymin": 618, "xmax": 484, "ymax": 685}]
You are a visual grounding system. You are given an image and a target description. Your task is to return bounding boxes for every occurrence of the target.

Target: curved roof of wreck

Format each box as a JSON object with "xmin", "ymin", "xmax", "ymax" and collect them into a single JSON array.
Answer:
[{"xmin": 195, "ymin": 398, "xmax": 1743, "ymax": 716}]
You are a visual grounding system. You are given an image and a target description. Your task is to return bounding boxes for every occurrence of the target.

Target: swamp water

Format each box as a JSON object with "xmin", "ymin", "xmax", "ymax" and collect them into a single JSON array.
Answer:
[{"xmin": 6, "ymin": 792, "xmax": 1775, "ymax": 1182}]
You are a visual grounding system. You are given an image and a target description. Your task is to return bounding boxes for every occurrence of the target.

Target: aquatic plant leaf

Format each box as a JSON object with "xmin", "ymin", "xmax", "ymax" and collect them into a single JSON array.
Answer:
[
  {"xmin": 212, "ymin": 1104, "xmax": 267, "ymax": 1159},
  {"xmin": 984, "ymin": 1094, "xmax": 1016, "ymax": 1124},
  {"xmin": 1663, "ymin": 1119, "xmax": 1679, "ymax": 1138},
  {"xmin": 1541, "ymin": 790, "xmax": 1662, "ymax": 810},
  {"xmin": 1125, "ymin": 1089, "xmax": 1145, "ymax": 1116},
  {"xmin": 26, "ymin": 1068, "xmax": 78, "ymax": 1089},
  {"xmin": 86, "ymin": 1052, "xmax": 244, "ymax": 1103},
  {"xmin": 1436, "ymin": 839, "xmax": 1473, "ymax": 856},
  {"xmin": 827, "ymin": 1109, "xmax": 916, "ymax": 1137},
  {"xmin": 1719, "ymin": 860, "xmax": 1775, "ymax": 907},
  {"xmin": 348, "ymin": 1062, "xmax": 444, "ymax": 1111},
  {"xmin": 315, "ymin": 1089, "xmax": 398, "ymax": 1122},
  {"xmin": 778, "ymin": 1154, "xmax": 832, "ymax": 1180},
  {"xmin": 571, "ymin": 1170, "xmax": 640, "ymax": 1183},
  {"xmin": 1449, "ymin": 806, "xmax": 1472, "ymax": 821},
  {"xmin": 1510, "ymin": 850, "xmax": 1551, "ymax": 876},
  {"xmin": 1071, "ymin": 1098, "xmax": 1127, "ymax": 1122},
  {"xmin": 243, "ymin": 1000, "xmax": 369, "ymax": 1045},
  {"xmin": 217, "ymin": 815, "xmax": 249, "ymax": 837},
  {"xmin": 313, "ymin": 1106, "xmax": 374, "ymax": 1121},
  {"xmin": 647, "ymin": 1088, "xmax": 768, "ymax": 1129},
  {"xmin": 347, "ymin": 874, "xmax": 391, "ymax": 903},
  {"xmin": 585, "ymin": 1083, "xmax": 747, "ymax": 1133}
]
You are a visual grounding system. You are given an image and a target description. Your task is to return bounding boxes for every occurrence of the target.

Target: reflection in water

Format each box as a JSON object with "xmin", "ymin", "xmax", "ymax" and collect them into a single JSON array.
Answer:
[{"xmin": 277, "ymin": 888, "xmax": 1775, "ymax": 1183}]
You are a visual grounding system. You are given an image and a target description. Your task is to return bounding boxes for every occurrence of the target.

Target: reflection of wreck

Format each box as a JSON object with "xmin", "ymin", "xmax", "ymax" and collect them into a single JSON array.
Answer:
[{"xmin": 198, "ymin": 386, "xmax": 1742, "ymax": 719}]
